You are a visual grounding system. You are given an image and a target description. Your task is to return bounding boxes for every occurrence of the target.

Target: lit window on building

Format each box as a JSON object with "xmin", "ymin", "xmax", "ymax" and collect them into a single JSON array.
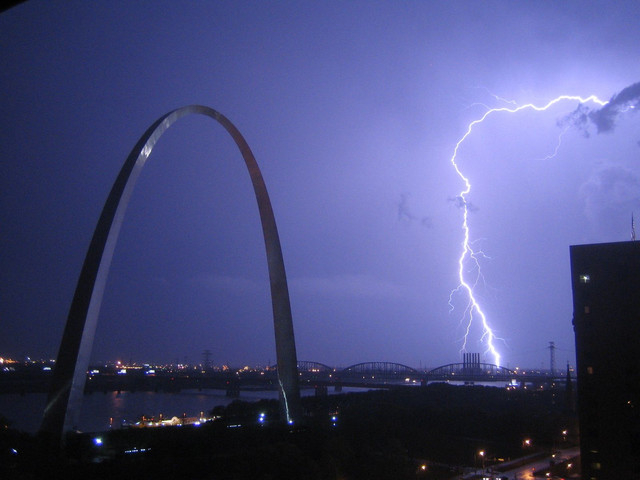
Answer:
[
  {"xmin": 580, "ymin": 274, "xmax": 591, "ymax": 283},
  {"xmin": 584, "ymin": 306, "xmax": 590, "ymax": 314},
  {"xmin": 587, "ymin": 366, "xmax": 594, "ymax": 375}
]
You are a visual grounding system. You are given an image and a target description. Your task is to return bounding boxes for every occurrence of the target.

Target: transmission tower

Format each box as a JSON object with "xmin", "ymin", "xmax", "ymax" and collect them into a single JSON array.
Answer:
[
  {"xmin": 202, "ymin": 349, "xmax": 212, "ymax": 371},
  {"xmin": 548, "ymin": 341, "xmax": 556, "ymax": 375}
]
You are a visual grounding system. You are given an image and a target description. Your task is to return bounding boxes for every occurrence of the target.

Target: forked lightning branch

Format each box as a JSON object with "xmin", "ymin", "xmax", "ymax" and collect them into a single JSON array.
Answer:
[{"xmin": 448, "ymin": 94, "xmax": 608, "ymax": 367}]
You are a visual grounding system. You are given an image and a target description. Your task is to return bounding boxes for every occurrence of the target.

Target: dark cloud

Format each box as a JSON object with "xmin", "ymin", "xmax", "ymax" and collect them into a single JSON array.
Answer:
[
  {"xmin": 398, "ymin": 194, "xmax": 433, "ymax": 228},
  {"xmin": 563, "ymin": 81, "xmax": 640, "ymax": 135},
  {"xmin": 590, "ymin": 81, "xmax": 640, "ymax": 133},
  {"xmin": 421, "ymin": 217, "xmax": 434, "ymax": 229},
  {"xmin": 448, "ymin": 195, "xmax": 479, "ymax": 212},
  {"xmin": 398, "ymin": 194, "xmax": 414, "ymax": 221},
  {"xmin": 559, "ymin": 103, "xmax": 592, "ymax": 137}
]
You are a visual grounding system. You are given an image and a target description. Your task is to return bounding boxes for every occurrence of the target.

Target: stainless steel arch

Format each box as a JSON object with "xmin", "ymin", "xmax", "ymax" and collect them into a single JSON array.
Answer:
[{"xmin": 40, "ymin": 105, "xmax": 301, "ymax": 440}]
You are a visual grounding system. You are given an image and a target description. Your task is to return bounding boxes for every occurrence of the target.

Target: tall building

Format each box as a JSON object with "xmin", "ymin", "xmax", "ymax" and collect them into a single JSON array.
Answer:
[{"xmin": 570, "ymin": 241, "xmax": 640, "ymax": 480}]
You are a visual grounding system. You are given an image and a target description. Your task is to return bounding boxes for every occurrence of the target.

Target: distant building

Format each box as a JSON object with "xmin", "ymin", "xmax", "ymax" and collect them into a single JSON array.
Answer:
[{"xmin": 570, "ymin": 241, "xmax": 640, "ymax": 480}]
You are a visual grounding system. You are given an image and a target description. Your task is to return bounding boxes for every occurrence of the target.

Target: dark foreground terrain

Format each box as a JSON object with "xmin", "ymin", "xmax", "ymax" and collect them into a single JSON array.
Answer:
[{"xmin": 1, "ymin": 383, "xmax": 576, "ymax": 479}]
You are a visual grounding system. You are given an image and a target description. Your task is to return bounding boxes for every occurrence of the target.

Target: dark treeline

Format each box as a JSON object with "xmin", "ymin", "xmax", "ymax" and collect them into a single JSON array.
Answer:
[{"xmin": 1, "ymin": 383, "xmax": 576, "ymax": 479}]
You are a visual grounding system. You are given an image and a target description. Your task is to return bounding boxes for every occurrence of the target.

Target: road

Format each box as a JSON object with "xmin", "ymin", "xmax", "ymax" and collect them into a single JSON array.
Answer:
[{"xmin": 457, "ymin": 447, "xmax": 580, "ymax": 480}]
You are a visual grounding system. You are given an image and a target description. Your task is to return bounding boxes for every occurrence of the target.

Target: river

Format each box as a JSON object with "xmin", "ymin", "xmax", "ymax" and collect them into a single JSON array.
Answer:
[
  {"xmin": 0, "ymin": 386, "xmax": 374, "ymax": 434},
  {"xmin": 0, "ymin": 389, "xmax": 284, "ymax": 434},
  {"xmin": 1, "ymin": 383, "xmax": 495, "ymax": 433}
]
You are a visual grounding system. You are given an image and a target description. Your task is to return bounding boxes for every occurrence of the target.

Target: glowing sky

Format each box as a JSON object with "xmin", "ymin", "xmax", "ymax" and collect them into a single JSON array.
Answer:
[{"xmin": 2, "ymin": 1, "xmax": 639, "ymax": 369}]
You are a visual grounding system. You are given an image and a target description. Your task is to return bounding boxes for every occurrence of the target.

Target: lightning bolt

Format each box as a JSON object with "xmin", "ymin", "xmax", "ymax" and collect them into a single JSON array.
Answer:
[
  {"xmin": 538, "ymin": 124, "xmax": 570, "ymax": 162},
  {"xmin": 449, "ymin": 94, "xmax": 608, "ymax": 367}
]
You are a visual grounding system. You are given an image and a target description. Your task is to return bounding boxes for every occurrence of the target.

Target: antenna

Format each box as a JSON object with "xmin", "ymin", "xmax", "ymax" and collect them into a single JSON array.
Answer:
[
  {"xmin": 632, "ymin": 213, "xmax": 636, "ymax": 241},
  {"xmin": 548, "ymin": 341, "xmax": 556, "ymax": 375}
]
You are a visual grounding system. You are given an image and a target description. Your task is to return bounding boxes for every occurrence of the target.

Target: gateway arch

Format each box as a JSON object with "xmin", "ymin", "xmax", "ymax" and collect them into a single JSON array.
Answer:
[{"xmin": 40, "ymin": 106, "xmax": 301, "ymax": 440}]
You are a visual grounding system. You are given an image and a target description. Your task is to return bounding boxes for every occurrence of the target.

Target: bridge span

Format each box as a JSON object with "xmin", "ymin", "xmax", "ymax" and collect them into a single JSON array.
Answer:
[
  {"xmin": 294, "ymin": 360, "xmax": 561, "ymax": 390},
  {"xmin": 0, "ymin": 359, "xmax": 563, "ymax": 396}
]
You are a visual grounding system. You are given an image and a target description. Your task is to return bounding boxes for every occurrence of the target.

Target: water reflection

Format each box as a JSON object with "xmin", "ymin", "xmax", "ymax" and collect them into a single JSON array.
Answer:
[
  {"xmin": 0, "ymin": 389, "xmax": 278, "ymax": 433},
  {"xmin": 0, "ymin": 387, "xmax": 368, "ymax": 434}
]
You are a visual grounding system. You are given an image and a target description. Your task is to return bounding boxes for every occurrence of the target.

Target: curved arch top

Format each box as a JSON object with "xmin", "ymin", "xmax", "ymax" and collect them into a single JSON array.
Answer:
[{"xmin": 41, "ymin": 106, "xmax": 301, "ymax": 439}]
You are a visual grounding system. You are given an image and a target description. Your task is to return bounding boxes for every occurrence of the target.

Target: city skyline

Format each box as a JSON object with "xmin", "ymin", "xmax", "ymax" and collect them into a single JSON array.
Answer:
[
  {"xmin": 2, "ymin": 2, "xmax": 640, "ymax": 369},
  {"xmin": 0, "ymin": 353, "xmax": 563, "ymax": 374}
]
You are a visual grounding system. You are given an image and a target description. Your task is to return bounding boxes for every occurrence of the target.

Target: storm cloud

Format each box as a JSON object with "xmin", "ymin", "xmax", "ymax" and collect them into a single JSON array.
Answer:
[
  {"xmin": 581, "ymin": 164, "xmax": 640, "ymax": 229},
  {"xmin": 564, "ymin": 81, "xmax": 640, "ymax": 135},
  {"xmin": 3, "ymin": 1, "xmax": 640, "ymax": 369}
]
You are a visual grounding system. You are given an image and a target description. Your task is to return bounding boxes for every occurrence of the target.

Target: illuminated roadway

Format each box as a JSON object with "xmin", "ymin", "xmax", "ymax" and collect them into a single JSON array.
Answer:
[{"xmin": 456, "ymin": 446, "xmax": 580, "ymax": 480}]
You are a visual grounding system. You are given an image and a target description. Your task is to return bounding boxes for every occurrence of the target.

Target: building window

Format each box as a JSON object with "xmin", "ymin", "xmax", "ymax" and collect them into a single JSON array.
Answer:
[
  {"xmin": 587, "ymin": 366, "xmax": 594, "ymax": 375},
  {"xmin": 580, "ymin": 274, "xmax": 591, "ymax": 283},
  {"xmin": 584, "ymin": 306, "xmax": 590, "ymax": 314}
]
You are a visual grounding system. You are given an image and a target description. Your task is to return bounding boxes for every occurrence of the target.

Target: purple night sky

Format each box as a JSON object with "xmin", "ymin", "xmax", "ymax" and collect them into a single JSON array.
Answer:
[{"xmin": 1, "ymin": 1, "xmax": 639, "ymax": 369}]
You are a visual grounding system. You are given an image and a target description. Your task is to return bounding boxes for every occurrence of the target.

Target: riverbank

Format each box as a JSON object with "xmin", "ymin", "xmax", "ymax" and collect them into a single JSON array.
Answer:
[{"xmin": 1, "ymin": 383, "xmax": 578, "ymax": 479}]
